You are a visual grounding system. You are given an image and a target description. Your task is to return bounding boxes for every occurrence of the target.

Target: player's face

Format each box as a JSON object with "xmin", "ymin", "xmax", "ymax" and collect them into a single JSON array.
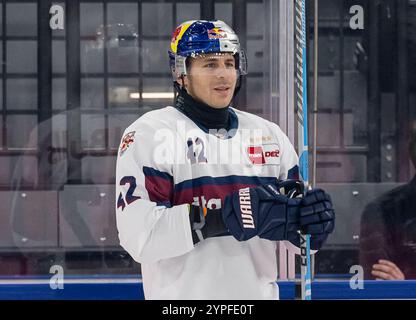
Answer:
[{"xmin": 183, "ymin": 53, "xmax": 238, "ymax": 109}]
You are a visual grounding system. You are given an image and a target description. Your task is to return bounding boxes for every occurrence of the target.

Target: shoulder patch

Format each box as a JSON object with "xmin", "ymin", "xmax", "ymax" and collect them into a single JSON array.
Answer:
[{"xmin": 119, "ymin": 131, "xmax": 136, "ymax": 157}]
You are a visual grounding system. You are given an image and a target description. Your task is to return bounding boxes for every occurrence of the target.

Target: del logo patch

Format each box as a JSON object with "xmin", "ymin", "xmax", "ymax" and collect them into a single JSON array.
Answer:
[
  {"xmin": 247, "ymin": 144, "xmax": 280, "ymax": 165},
  {"xmin": 119, "ymin": 131, "xmax": 136, "ymax": 157}
]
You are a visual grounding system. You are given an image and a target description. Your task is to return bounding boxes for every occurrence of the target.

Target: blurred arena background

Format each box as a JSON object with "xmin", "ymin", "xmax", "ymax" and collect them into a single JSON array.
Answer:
[{"xmin": 0, "ymin": 0, "xmax": 415, "ymax": 299}]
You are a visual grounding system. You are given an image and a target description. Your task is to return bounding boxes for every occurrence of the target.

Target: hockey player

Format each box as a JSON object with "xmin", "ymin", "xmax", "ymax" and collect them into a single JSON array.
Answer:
[{"xmin": 115, "ymin": 20, "xmax": 335, "ymax": 299}]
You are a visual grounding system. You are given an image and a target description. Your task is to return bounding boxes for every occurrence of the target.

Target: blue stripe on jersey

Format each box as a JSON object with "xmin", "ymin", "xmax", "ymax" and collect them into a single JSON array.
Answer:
[
  {"xmin": 174, "ymin": 175, "xmax": 279, "ymax": 192},
  {"xmin": 143, "ymin": 166, "xmax": 173, "ymax": 181}
]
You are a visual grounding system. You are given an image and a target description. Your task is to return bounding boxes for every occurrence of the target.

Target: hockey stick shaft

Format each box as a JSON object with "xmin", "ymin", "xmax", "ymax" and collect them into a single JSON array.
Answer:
[
  {"xmin": 295, "ymin": 0, "xmax": 312, "ymax": 300},
  {"xmin": 311, "ymin": 0, "xmax": 319, "ymax": 279}
]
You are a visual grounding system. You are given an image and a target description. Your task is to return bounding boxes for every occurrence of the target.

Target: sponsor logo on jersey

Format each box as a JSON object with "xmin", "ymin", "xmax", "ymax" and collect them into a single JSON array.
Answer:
[
  {"xmin": 247, "ymin": 146, "xmax": 266, "ymax": 165},
  {"xmin": 247, "ymin": 144, "xmax": 280, "ymax": 165},
  {"xmin": 208, "ymin": 27, "xmax": 227, "ymax": 39},
  {"xmin": 119, "ymin": 131, "xmax": 136, "ymax": 157},
  {"xmin": 239, "ymin": 188, "xmax": 255, "ymax": 229},
  {"xmin": 192, "ymin": 195, "xmax": 221, "ymax": 210}
]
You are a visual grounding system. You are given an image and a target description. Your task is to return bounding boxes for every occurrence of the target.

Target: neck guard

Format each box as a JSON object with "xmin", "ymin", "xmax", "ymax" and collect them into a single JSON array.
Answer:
[{"xmin": 174, "ymin": 83, "xmax": 231, "ymax": 131}]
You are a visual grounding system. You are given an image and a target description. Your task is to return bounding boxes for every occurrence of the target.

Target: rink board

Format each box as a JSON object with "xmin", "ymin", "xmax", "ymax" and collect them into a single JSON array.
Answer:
[{"xmin": 0, "ymin": 276, "xmax": 415, "ymax": 300}]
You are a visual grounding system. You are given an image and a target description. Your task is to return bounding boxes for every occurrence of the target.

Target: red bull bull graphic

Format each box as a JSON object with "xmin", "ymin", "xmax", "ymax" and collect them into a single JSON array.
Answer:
[{"xmin": 208, "ymin": 27, "xmax": 227, "ymax": 39}]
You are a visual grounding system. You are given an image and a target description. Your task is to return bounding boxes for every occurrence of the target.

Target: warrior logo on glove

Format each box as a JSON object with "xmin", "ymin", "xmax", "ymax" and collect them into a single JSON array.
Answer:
[
  {"xmin": 239, "ymin": 188, "xmax": 255, "ymax": 229},
  {"xmin": 222, "ymin": 180, "xmax": 335, "ymax": 250}
]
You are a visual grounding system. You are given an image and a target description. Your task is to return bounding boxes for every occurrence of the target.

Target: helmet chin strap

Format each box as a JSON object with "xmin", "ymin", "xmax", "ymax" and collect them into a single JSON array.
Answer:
[
  {"xmin": 173, "ymin": 77, "xmax": 187, "ymax": 100},
  {"xmin": 180, "ymin": 75, "xmax": 186, "ymax": 90}
]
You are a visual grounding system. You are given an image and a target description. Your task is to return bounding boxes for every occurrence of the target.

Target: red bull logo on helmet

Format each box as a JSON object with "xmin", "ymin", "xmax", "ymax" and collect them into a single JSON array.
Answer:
[
  {"xmin": 170, "ymin": 22, "xmax": 192, "ymax": 54},
  {"xmin": 171, "ymin": 26, "xmax": 182, "ymax": 45},
  {"xmin": 208, "ymin": 27, "xmax": 227, "ymax": 39}
]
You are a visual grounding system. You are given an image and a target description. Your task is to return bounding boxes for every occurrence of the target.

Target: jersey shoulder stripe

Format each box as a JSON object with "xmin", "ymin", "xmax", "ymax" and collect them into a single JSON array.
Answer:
[
  {"xmin": 174, "ymin": 175, "xmax": 278, "ymax": 192},
  {"xmin": 142, "ymin": 166, "xmax": 174, "ymax": 204},
  {"xmin": 143, "ymin": 166, "xmax": 173, "ymax": 181}
]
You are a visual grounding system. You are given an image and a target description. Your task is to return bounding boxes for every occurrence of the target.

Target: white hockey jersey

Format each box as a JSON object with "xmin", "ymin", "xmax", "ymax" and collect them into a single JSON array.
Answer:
[{"xmin": 115, "ymin": 106, "xmax": 299, "ymax": 300}]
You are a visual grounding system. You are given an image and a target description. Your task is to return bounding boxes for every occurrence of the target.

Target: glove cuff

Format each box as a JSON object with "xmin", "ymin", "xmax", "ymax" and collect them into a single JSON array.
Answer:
[{"xmin": 189, "ymin": 205, "xmax": 229, "ymax": 245}]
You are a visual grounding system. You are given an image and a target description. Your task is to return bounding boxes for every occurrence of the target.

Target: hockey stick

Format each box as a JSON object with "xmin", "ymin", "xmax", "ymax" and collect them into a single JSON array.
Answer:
[
  {"xmin": 311, "ymin": 0, "xmax": 319, "ymax": 279},
  {"xmin": 295, "ymin": 0, "xmax": 312, "ymax": 300}
]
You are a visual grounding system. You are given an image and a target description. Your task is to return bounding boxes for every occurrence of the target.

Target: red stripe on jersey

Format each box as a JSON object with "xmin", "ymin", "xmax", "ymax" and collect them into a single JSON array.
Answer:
[
  {"xmin": 145, "ymin": 175, "xmax": 174, "ymax": 204},
  {"xmin": 173, "ymin": 183, "xmax": 259, "ymax": 207}
]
